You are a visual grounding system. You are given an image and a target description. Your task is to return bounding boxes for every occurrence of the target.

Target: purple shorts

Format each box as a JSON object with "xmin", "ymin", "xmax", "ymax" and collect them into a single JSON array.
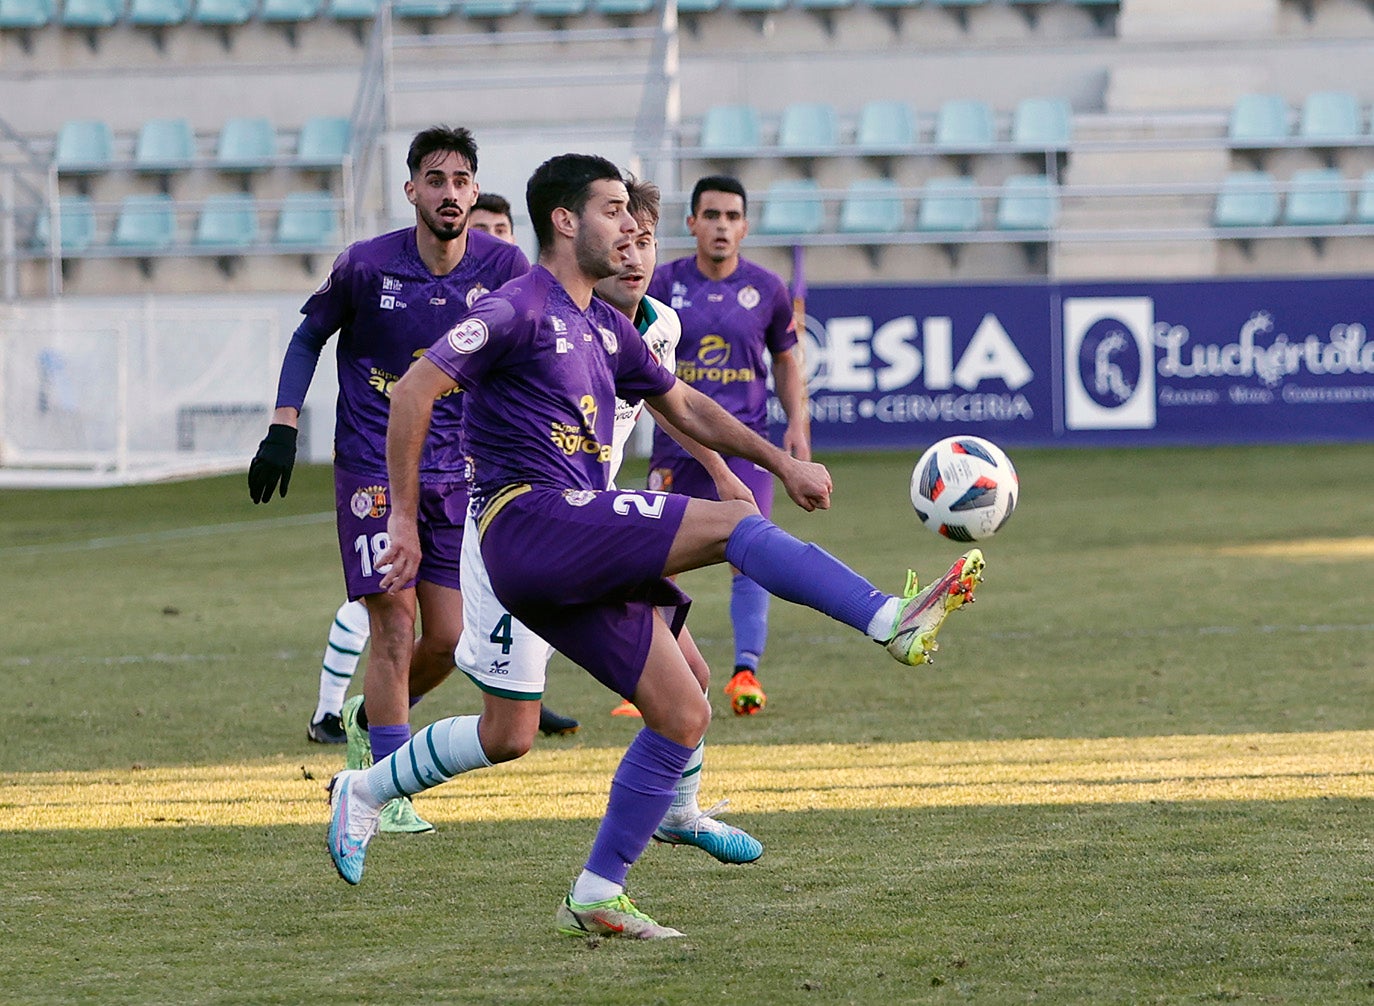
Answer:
[
  {"xmin": 334, "ymin": 464, "xmax": 467, "ymax": 600},
  {"xmin": 647, "ymin": 453, "xmax": 775, "ymax": 518},
  {"xmin": 476, "ymin": 484, "xmax": 692, "ymax": 698}
]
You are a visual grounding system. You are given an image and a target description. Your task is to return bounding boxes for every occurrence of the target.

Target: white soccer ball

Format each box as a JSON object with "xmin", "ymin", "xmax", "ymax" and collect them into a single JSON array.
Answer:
[{"xmin": 910, "ymin": 435, "xmax": 1019, "ymax": 542}]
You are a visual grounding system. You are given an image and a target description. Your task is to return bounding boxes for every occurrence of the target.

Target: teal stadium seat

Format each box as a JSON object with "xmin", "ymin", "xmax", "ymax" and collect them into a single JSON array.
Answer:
[
  {"xmin": 1356, "ymin": 172, "xmax": 1374, "ymax": 225},
  {"xmin": 838, "ymin": 178, "xmax": 904, "ymax": 234},
  {"xmin": 0, "ymin": 0, "xmax": 53, "ymax": 29},
  {"xmin": 326, "ymin": 0, "xmax": 379, "ymax": 19},
  {"xmin": 676, "ymin": 0, "xmax": 723, "ymax": 10},
  {"xmin": 457, "ymin": 0, "xmax": 520, "ymax": 16},
  {"xmin": 61, "ymin": 0, "xmax": 122, "ymax": 28},
  {"xmin": 135, "ymin": 117, "xmax": 196, "ymax": 173},
  {"xmin": 55, "ymin": 119, "xmax": 114, "ymax": 174},
  {"xmin": 796, "ymin": 0, "xmax": 855, "ymax": 12},
  {"xmin": 127, "ymin": 0, "xmax": 189, "ymax": 24},
  {"xmin": 1282, "ymin": 168, "xmax": 1348, "ymax": 226},
  {"xmin": 855, "ymin": 100, "xmax": 916, "ymax": 151},
  {"xmin": 730, "ymin": 0, "xmax": 788, "ymax": 13},
  {"xmin": 1299, "ymin": 90, "xmax": 1362, "ymax": 143},
  {"xmin": 699, "ymin": 104, "xmax": 762, "ymax": 154},
  {"xmin": 1213, "ymin": 171, "xmax": 1280, "ymax": 228},
  {"xmin": 777, "ymin": 102, "xmax": 839, "ymax": 153},
  {"xmin": 1228, "ymin": 93, "xmax": 1289, "ymax": 146},
  {"xmin": 276, "ymin": 191, "xmax": 340, "ymax": 246},
  {"xmin": 216, "ymin": 117, "xmax": 278, "ymax": 173},
  {"xmin": 195, "ymin": 193, "xmax": 260, "ymax": 248},
  {"xmin": 391, "ymin": 0, "xmax": 453, "ymax": 19},
  {"xmin": 996, "ymin": 174, "xmax": 1058, "ymax": 230},
  {"xmin": 1012, "ymin": 97, "xmax": 1072, "ymax": 149},
  {"xmin": 917, "ymin": 176, "xmax": 981, "ymax": 231},
  {"xmin": 592, "ymin": 0, "xmax": 654, "ymax": 14},
  {"xmin": 758, "ymin": 179, "xmax": 824, "ymax": 235},
  {"xmin": 113, "ymin": 193, "xmax": 177, "ymax": 251},
  {"xmin": 261, "ymin": 0, "xmax": 322, "ymax": 23},
  {"xmin": 32, "ymin": 196, "xmax": 97, "ymax": 254},
  {"xmin": 296, "ymin": 116, "xmax": 350, "ymax": 168},
  {"xmin": 193, "ymin": 0, "xmax": 254, "ymax": 24},
  {"xmin": 529, "ymin": 0, "xmax": 589, "ymax": 16},
  {"xmin": 935, "ymin": 99, "xmax": 996, "ymax": 150}
]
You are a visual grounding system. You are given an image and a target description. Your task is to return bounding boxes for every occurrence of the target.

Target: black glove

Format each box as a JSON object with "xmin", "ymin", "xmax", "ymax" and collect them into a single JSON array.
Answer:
[{"xmin": 248, "ymin": 423, "xmax": 298, "ymax": 504}]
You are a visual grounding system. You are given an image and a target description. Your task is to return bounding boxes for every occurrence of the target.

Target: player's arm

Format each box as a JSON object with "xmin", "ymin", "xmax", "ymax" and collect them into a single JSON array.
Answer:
[
  {"xmin": 377, "ymin": 357, "xmax": 458, "ymax": 593},
  {"xmin": 771, "ymin": 346, "xmax": 811, "ymax": 462},
  {"xmin": 644, "ymin": 403, "xmax": 755, "ymax": 506},
  {"xmin": 647, "ymin": 380, "xmax": 831, "ymax": 512},
  {"xmin": 248, "ymin": 320, "xmax": 332, "ymax": 504}
]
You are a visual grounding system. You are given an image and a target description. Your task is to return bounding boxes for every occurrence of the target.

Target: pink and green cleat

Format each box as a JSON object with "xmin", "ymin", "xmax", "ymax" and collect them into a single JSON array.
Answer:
[{"xmin": 884, "ymin": 549, "xmax": 985, "ymax": 666}]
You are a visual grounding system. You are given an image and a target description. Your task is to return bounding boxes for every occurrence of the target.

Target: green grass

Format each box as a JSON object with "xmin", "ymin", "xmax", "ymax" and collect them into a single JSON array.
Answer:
[{"xmin": 1, "ymin": 444, "xmax": 1372, "ymax": 1004}]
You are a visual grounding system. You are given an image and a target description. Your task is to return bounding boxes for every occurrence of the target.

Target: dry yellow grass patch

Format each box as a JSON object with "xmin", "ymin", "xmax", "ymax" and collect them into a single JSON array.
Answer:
[{"xmin": 1217, "ymin": 536, "xmax": 1374, "ymax": 559}]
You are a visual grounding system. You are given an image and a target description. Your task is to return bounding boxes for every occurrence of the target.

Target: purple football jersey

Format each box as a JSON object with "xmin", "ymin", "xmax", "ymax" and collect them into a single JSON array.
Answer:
[
  {"xmin": 279, "ymin": 226, "xmax": 529, "ymax": 483},
  {"xmin": 646, "ymin": 255, "xmax": 795, "ymax": 464},
  {"xmin": 423, "ymin": 265, "xmax": 676, "ymax": 509}
]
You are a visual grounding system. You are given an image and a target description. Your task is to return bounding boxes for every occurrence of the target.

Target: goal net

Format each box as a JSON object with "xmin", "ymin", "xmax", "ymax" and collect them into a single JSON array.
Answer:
[{"xmin": 0, "ymin": 302, "xmax": 285, "ymax": 488}]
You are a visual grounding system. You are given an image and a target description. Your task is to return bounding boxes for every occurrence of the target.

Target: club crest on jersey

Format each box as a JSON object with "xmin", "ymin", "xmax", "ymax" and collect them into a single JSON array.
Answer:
[
  {"xmin": 465, "ymin": 284, "xmax": 488, "ymax": 308},
  {"xmin": 562, "ymin": 489, "xmax": 597, "ymax": 507},
  {"xmin": 445, "ymin": 318, "xmax": 488, "ymax": 354},
  {"xmin": 598, "ymin": 327, "xmax": 618, "ymax": 354},
  {"xmin": 737, "ymin": 285, "xmax": 761, "ymax": 310},
  {"xmin": 350, "ymin": 486, "xmax": 388, "ymax": 519}
]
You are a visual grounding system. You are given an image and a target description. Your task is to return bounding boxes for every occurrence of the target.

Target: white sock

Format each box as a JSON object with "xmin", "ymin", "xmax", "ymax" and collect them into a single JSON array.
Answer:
[
  {"xmin": 571, "ymin": 870, "xmax": 623, "ymax": 905},
  {"xmin": 314, "ymin": 600, "xmax": 370, "ymax": 722},
  {"xmin": 665, "ymin": 741, "xmax": 704, "ymax": 819},
  {"xmin": 866, "ymin": 597, "xmax": 902, "ymax": 641},
  {"xmin": 362, "ymin": 715, "xmax": 491, "ymax": 803}
]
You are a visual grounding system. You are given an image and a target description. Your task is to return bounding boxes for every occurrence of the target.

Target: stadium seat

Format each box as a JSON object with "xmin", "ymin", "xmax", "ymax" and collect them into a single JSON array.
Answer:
[
  {"xmin": 592, "ymin": 0, "xmax": 654, "ymax": 14},
  {"xmin": 457, "ymin": 0, "xmax": 520, "ymax": 16},
  {"xmin": 855, "ymin": 100, "xmax": 917, "ymax": 151},
  {"xmin": 0, "ymin": 0, "xmax": 53, "ymax": 29},
  {"xmin": 1228, "ymin": 93, "xmax": 1289, "ymax": 146},
  {"xmin": 757, "ymin": 179, "xmax": 824, "ymax": 235},
  {"xmin": 529, "ymin": 0, "xmax": 589, "ymax": 17},
  {"xmin": 777, "ymin": 102, "xmax": 840, "ymax": 153},
  {"xmin": 112, "ymin": 193, "xmax": 177, "ymax": 251},
  {"xmin": 54, "ymin": 119, "xmax": 114, "ymax": 174},
  {"xmin": 192, "ymin": 0, "xmax": 255, "ymax": 24},
  {"xmin": 934, "ymin": 99, "xmax": 997, "ymax": 150},
  {"xmin": 195, "ymin": 193, "xmax": 260, "ymax": 248},
  {"xmin": 729, "ymin": 0, "xmax": 788, "ymax": 13},
  {"xmin": 1282, "ymin": 168, "xmax": 1348, "ymax": 226},
  {"xmin": 1298, "ymin": 90, "xmax": 1362, "ymax": 143},
  {"xmin": 676, "ymin": 0, "xmax": 723, "ymax": 10},
  {"xmin": 32, "ymin": 195, "xmax": 97, "ymax": 254},
  {"xmin": 996, "ymin": 174, "xmax": 1058, "ymax": 230},
  {"xmin": 260, "ymin": 0, "xmax": 323, "ymax": 24},
  {"xmin": 838, "ymin": 178, "xmax": 904, "ymax": 234},
  {"xmin": 325, "ymin": 0, "xmax": 380, "ymax": 20},
  {"xmin": 699, "ymin": 104, "xmax": 762, "ymax": 154},
  {"xmin": 216, "ymin": 117, "xmax": 278, "ymax": 174},
  {"xmin": 296, "ymin": 116, "xmax": 350, "ymax": 168},
  {"xmin": 916, "ymin": 176, "xmax": 981, "ymax": 231},
  {"xmin": 61, "ymin": 0, "xmax": 122, "ymax": 29},
  {"xmin": 391, "ymin": 0, "xmax": 453, "ymax": 19},
  {"xmin": 1213, "ymin": 171, "xmax": 1280, "ymax": 228},
  {"xmin": 276, "ymin": 191, "xmax": 340, "ymax": 246},
  {"xmin": 1356, "ymin": 172, "xmax": 1374, "ymax": 225},
  {"xmin": 1012, "ymin": 97, "xmax": 1072, "ymax": 149},
  {"xmin": 135, "ymin": 117, "xmax": 196, "ymax": 174},
  {"xmin": 127, "ymin": 0, "xmax": 189, "ymax": 25}
]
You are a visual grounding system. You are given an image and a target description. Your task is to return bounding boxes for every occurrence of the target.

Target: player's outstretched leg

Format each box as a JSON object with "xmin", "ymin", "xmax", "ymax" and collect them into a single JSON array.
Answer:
[
  {"xmin": 654, "ymin": 798, "xmax": 762, "ymax": 864},
  {"xmin": 309, "ymin": 600, "xmax": 370, "ymax": 744},
  {"xmin": 555, "ymin": 893, "xmax": 684, "ymax": 940},
  {"xmin": 881, "ymin": 550, "xmax": 985, "ymax": 666},
  {"xmin": 340, "ymin": 694, "xmax": 434, "ymax": 834},
  {"xmin": 326, "ymin": 770, "xmax": 381, "ymax": 885}
]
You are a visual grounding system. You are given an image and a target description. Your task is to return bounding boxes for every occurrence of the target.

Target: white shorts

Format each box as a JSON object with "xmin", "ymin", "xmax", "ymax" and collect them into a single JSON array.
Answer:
[{"xmin": 454, "ymin": 514, "xmax": 554, "ymax": 700}]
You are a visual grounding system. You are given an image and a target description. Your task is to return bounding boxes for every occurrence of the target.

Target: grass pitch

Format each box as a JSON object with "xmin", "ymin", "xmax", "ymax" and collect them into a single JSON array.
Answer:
[{"xmin": 1, "ymin": 444, "xmax": 1371, "ymax": 1004}]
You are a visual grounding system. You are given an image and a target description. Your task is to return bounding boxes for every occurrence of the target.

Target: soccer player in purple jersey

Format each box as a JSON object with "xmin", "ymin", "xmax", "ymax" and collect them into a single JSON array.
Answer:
[
  {"xmin": 325, "ymin": 153, "xmax": 986, "ymax": 939},
  {"xmin": 249, "ymin": 126, "xmax": 529, "ymax": 833},
  {"xmin": 647, "ymin": 175, "xmax": 812, "ymax": 716},
  {"xmin": 299, "ymin": 191, "xmax": 579, "ymax": 747}
]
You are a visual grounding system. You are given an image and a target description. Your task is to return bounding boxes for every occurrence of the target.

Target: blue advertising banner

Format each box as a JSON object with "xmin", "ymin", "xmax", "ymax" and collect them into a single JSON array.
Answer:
[{"xmin": 770, "ymin": 276, "xmax": 1374, "ymax": 450}]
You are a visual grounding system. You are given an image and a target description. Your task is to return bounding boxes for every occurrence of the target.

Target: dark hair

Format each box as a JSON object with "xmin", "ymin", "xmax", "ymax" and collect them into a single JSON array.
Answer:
[
  {"xmin": 690, "ymin": 174, "xmax": 747, "ymax": 216},
  {"xmin": 624, "ymin": 175, "xmax": 661, "ymax": 229},
  {"xmin": 525, "ymin": 153, "xmax": 624, "ymax": 253},
  {"xmin": 406, "ymin": 125, "xmax": 479, "ymax": 176},
  {"xmin": 473, "ymin": 192, "xmax": 512, "ymax": 220}
]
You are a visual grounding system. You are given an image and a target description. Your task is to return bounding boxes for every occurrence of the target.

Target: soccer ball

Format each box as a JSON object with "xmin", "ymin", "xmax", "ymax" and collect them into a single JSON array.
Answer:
[{"xmin": 909, "ymin": 436, "xmax": 1019, "ymax": 542}]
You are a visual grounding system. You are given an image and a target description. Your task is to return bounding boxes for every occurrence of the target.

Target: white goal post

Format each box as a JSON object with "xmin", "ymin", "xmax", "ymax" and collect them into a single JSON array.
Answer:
[{"xmin": 0, "ymin": 301, "xmax": 286, "ymax": 488}]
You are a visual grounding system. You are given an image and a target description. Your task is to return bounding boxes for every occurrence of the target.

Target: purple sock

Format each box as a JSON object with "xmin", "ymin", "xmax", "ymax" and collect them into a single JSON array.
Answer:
[
  {"xmin": 730, "ymin": 573, "xmax": 769, "ymax": 670},
  {"xmin": 369, "ymin": 723, "xmax": 412, "ymax": 762},
  {"xmin": 724, "ymin": 514, "xmax": 890, "ymax": 633},
  {"xmin": 584, "ymin": 728, "xmax": 696, "ymax": 887}
]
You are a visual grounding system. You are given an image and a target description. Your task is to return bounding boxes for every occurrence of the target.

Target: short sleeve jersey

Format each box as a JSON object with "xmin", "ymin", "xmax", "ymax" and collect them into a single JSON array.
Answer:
[
  {"xmin": 646, "ymin": 255, "xmax": 795, "ymax": 460},
  {"xmin": 423, "ymin": 266, "xmax": 676, "ymax": 509},
  {"xmin": 296, "ymin": 226, "xmax": 529, "ymax": 483},
  {"xmin": 607, "ymin": 294, "xmax": 681, "ymax": 483}
]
